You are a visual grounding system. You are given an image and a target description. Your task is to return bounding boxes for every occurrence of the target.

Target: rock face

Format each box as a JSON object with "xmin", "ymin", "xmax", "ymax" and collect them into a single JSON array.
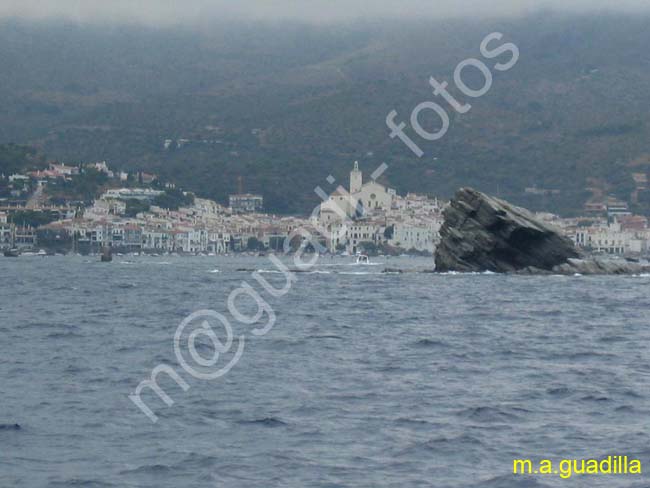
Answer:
[{"xmin": 435, "ymin": 188, "xmax": 581, "ymax": 273}]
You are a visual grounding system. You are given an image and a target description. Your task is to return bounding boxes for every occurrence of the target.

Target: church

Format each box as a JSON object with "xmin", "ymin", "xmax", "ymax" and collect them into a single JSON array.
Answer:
[{"xmin": 319, "ymin": 162, "xmax": 395, "ymax": 225}]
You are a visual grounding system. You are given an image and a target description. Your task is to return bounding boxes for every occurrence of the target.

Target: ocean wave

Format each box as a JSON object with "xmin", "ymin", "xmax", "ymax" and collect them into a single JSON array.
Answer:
[
  {"xmin": 393, "ymin": 417, "xmax": 433, "ymax": 426},
  {"xmin": 47, "ymin": 480, "xmax": 116, "ymax": 487},
  {"xmin": 546, "ymin": 386, "xmax": 572, "ymax": 397},
  {"xmin": 580, "ymin": 395, "xmax": 610, "ymax": 402},
  {"xmin": 396, "ymin": 434, "xmax": 484, "ymax": 456},
  {"xmin": 437, "ymin": 271, "xmax": 496, "ymax": 276},
  {"xmin": 412, "ymin": 338, "xmax": 449, "ymax": 348},
  {"xmin": 116, "ymin": 283, "xmax": 137, "ymax": 289},
  {"xmin": 466, "ymin": 474, "xmax": 554, "ymax": 488},
  {"xmin": 337, "ymin": 271, "xmax": 380, "ymax": 275},
  {"xmin": 46, "ymin": 331, "xmax": 84, "ymax": 340},
  {"xmin": 306, "ymin": 334, "xmax": 343, "ymax": 340},
  {"xmin": 178, "ymin": 452, "xmax": 220, "ymax": 470},
  {"xmin": 237, "ymin": 417, "xmax": 287, "ymax": 428},
  {"xmin": 119, "ymin": 464, "xmax": 174, "ymax": 475},
  {"xmin": 457, "ymin": 406, "xmax": 527, "ymax": 422},
  {"xmin": 615, "ymin": 405, "xmax": 635, "ymax": 412}
]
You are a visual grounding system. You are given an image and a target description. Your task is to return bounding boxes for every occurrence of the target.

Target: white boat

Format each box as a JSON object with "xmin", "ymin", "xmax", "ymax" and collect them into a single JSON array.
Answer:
[{"xmin": 355, "ymin": 254, "xmax": 370, "ymax": 265}]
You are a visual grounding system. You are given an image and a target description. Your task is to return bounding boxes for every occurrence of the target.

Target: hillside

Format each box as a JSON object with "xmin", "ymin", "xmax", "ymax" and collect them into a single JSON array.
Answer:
[
  {"xmin": 1, "ymin": 14, "xmax": 650, "ymax": 214},
  {"xmin": 0, "ymin": 144, "xmax": 43, "ymax": 176}
]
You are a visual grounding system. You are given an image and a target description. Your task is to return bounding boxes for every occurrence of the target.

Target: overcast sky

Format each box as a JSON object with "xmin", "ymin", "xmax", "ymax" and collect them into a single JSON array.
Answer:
[{"xmin": 0, "ymin": 0, "xmax": 647, "ymax": 24}]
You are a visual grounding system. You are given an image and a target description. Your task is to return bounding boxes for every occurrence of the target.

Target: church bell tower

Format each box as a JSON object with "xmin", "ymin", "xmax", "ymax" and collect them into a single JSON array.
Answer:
[{"xmin": 350, "ymin": 161, "xmax": 362, "ymax": 194}]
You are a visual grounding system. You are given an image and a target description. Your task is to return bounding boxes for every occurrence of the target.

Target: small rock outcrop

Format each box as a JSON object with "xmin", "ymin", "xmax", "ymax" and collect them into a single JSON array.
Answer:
[
  {"xmin": 435, "ymin": 188, "xmax": 581, "ymax": 273},
  {"xmin": 551, "ymin": 258, "xmax": 648, "ymax": 275}
]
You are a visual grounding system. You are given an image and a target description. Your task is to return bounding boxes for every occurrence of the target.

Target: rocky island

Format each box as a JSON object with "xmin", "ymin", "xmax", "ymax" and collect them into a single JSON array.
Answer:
[{"xmin": 435, "ymin": 188, "xmax": 649, "ymax": 275}]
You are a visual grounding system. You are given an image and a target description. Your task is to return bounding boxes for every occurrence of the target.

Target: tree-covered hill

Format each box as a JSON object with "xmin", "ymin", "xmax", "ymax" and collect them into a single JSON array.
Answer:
[
  {"xmin": 1, "ymin": 13, "xmax": 650, "ymax": 214},
  {"xmin": 0, "ymin": 144, "xmax": 43, "ymax": 176}
]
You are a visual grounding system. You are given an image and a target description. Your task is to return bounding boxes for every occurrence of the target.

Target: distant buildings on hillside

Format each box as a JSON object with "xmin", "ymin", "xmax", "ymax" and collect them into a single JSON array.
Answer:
[
  {"xmin": 229, "ymin": 194, "xmax": 263, "ymax": 214},
  {"xmin": 0, "ymin": 160, "xmax": 446, "ymax": 256},
  {"xmin": 8, "ymin": 155, "xmax": 650, "ymax": 259},
  {"xmin": 103, "ymin": 188, "xmax": 165, "ymax": 201},
  {"xmin": 538, "ymin": 212, "xmax": 650, "ymax": 256}
]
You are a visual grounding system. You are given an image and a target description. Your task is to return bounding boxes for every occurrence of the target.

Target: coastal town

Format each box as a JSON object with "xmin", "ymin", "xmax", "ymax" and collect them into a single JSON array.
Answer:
[
  {"xmin": 2, "ymin": 159, "xmax": 650, "ymax": 258},
  {"xmin": 0, "ymin": 160, "xmax": 444, "ymax": 256}
]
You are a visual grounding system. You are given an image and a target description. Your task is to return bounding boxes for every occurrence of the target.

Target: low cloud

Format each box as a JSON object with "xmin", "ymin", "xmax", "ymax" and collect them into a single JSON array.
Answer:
[{"xmin": 0, "ymin": 0, "xmax": 648, "ymax": 24}]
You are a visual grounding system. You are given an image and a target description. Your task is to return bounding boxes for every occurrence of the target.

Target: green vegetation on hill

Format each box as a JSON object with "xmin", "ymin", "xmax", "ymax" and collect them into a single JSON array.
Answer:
[
  {"xmin": 0, "ymin": 144, "xmax": 42, "ymax": 176},
  {"xmin": 46, "ymin": 168, "xmax": 109, "ymax": 204},
  {"xmin": 9, "ymin": 210, "xmax": 58, "ymax": 227},
  {"xmin": 124, "ymin": 199, "xmax": 150, "ymax": 217},
  {"xmin": 152, "ymin": 189, "xmax": 195, "ymax": 210},
  {"xmin": 1, "ymin": 15, "xmax": 650, "ymax": 215}
]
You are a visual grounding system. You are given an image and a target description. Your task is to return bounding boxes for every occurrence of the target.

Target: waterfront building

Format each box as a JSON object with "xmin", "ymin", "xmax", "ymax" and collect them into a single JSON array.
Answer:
[
  {"xmin": 142, "ymin": 229, "xmax": 173, "ymax": 251},
  {"xmin": 0, "ymin": 212, "xmax": 13, "ymax": 250},
  {"xmin": 388, "ymin": 221, "xmax": 439, "ymax": 253},
  {"xmin": 14, "ymin": 226, "xmax": 37, "ymax": 249},
  {"xmin": 574, "ymin": 221, "xmax": 644, "ymax": 255}
]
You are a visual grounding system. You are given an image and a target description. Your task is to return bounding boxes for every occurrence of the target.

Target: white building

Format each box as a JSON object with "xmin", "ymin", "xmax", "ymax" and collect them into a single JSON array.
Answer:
[
  {"xmin": 102, "ymin": 188, "xmax": 164, "ymax": 201},
  {"xmin": 173, "ymin": 228, "xmax": 209, "ymax": 253},
  {"xmin": 229, "ymin": 194, "xmax": 263, "ymax": 214},
  {"xmin": 319, "ymin": 162, "xmax": 442, "ymax": 254},
  {"xmin": 49, "ymin": 163, "xmax": 78, "ymax": 177},
  {"xmin": 320, "ymin": 162, "xmax": 395, "ymax": 224},
  {"xmin": 8, "ymin": 174, "xmax": 30, "ymax": 183},
  {"xmin": 574, "ymin": 222, "xmax": 643, "ymax": 255},
  {"xmin": 208, "ymin": 231, "xmax": 231, "ymax": 253},
  {"xmin": 84, "ymin": 199, "xmax": 127, "ymax": 220},
  {"xmin": 388, "ymin": 222, "xmax": 438, "ymax": 253},
  {"xmin": 0, "ymin": 212, "xmax": 13, "ymax": 249},
  {"xmin": 343, "ymin": 221, "xmax": 384, "ymax": 254},
  {"xmin": 142, "ymin": 229, "xmax": 173, "ymax": 251},
  {"xmin": 91, "ymin": 161, "xmax": 114, "ymax": 178}
]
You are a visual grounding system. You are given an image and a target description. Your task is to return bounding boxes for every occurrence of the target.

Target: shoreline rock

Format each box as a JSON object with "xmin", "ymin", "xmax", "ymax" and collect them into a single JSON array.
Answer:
[
  {"xmin": 435, "ymin": 188, "xmax": 581, "ymax": 273},
  {"xmin": 518, "ymin": 258, "xmax": 650, "ymax": 276}
]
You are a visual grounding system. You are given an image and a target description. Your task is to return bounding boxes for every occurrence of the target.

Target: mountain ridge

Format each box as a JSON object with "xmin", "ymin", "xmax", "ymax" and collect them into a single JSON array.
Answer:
[{"xmin": 1, "ymin": 14, "xmax": 649, "ymax": 214}]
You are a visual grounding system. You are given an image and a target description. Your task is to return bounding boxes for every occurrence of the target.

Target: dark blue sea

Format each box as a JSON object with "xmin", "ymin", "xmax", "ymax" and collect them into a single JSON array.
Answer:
[{"xmin": 1, "ymin": 255, "xmax": 649, "ymax": 487}]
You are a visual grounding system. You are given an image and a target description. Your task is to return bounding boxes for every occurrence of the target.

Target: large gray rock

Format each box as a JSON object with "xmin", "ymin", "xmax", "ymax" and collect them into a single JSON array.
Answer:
[{"xmin": 435, "ymin": 188, "xmax": 581, "ymax": 273}]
